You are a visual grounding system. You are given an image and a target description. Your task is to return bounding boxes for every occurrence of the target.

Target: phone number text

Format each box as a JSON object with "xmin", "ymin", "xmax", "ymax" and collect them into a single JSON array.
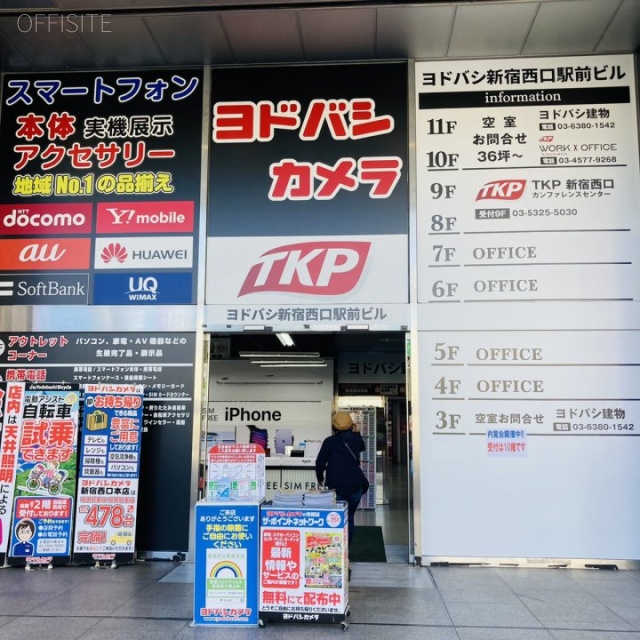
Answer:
[{"xmin": 512, "ymin": 208, "xmax": 577, "ymax": 217}]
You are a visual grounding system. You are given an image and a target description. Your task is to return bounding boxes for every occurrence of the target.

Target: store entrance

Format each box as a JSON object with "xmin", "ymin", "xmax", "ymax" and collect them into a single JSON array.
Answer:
[{"xmin": 202, "ymin": 330, "xmax": 411, "ymax": 563}]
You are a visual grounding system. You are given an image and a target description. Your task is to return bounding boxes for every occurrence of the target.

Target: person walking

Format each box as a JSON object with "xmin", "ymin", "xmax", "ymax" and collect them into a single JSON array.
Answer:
[{"xmin": 315, "ymin": 411, "xmax": 367, "ymax": 556}]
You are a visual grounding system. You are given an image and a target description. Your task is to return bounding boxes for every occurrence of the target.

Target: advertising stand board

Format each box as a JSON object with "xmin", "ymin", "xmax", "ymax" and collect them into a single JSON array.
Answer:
[
  {"xmin": 0, "ymin": 382, "xmax": 25, "ymax": 567},
  {"xmin": 258, "ymin": 502, "xmax": 350, "ymax": 630},
  {"xmin": 193, "ymin": 443, "xmax": 266, "ymax": 626},
  {"xmin": 72, "ymin": 384, "xmax": 145, "ymax": 567},
  {"xmin": 207, "ymin": 443, "xmax": 266, "ymax": 502},
  {"xmin": 8, "ymin": 383, "xmax": 80, "ymax": 568},
  {"xmin": 193, "ymin": 500, "xmax": 261, "ymax": 626}
]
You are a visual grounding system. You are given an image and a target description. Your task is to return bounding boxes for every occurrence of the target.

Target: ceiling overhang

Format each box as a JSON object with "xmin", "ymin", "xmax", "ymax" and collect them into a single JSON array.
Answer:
[{"xmin": 0, "ymin": 0, "xmax": 638, "ymax": 73}]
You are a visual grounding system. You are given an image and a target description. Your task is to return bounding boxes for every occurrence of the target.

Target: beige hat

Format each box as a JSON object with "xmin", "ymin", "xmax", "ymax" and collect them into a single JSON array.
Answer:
[{"xmin": 331, "ymin": 411, "xmax": 354, "ymax": 431}]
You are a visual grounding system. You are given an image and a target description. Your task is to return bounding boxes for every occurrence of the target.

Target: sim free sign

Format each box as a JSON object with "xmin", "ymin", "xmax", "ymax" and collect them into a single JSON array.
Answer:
[{"xmin": 206, "ymin": 63, "xmax": 409, "ymax": 321}]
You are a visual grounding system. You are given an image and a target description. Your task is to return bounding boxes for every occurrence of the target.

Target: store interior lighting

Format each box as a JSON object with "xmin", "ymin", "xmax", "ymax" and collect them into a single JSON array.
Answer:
[
  {"xmin": 251, "ymin": 359, "xmax": 326, "ymax": 366},
  {"xmin": 259, "ymin": 362, "xmax": 327, "ymax": 368},
  {"xmin": 250, "ymin": 360, "xmax": 324, "ymax": 364},
  {"xmin": 344, "ymin": 324, "xmax": 370, "ymax": 331},
  {"xmin": 338, "ymin": 395, "xmax": 385, "ymax": 408},
  {"xmin": 276, "ymin": 332, "xmax": 295, "ymax": 347},
  {"xmin": 239, "ymin": 351, "xmax": 320, "ymax": 358}
]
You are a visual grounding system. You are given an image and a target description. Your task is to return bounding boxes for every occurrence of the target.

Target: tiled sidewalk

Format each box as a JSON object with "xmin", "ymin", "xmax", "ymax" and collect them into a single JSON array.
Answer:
[{"xmin": 0, "ymin": 560, "xmax": 639, "ymax": 639}]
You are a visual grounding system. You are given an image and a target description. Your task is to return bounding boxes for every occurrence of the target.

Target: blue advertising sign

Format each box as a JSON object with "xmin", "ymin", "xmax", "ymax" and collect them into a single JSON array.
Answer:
[
  {"xmin": 92, "ymin": 272, "xmax": 193, "ymax": 305},
  {"xmin": 194, "ymin": 501, "xmax": 261, "ymax": 626}
]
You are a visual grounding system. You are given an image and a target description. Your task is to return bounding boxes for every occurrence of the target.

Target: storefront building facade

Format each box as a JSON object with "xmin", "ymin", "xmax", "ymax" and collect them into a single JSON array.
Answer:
[{"xmin": 0, "ymin": 0, "xmax": 639, "ymax": 568}]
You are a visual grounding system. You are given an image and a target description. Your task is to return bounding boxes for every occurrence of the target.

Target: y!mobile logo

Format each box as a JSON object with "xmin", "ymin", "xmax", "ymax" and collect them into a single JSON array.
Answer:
[
  {"xmin": 239, "ymin": 241, "xmax": 370, "ymax": 297},
  {"xmin": 97, "ymin": 201, "xmax": 194, "ymax": 234},
  {"xmin": 476, "ymin": 180, "xmax": 526, "ymax": 201}
]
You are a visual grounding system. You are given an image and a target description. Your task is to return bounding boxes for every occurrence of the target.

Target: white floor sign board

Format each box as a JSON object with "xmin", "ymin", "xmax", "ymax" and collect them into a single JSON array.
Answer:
[{"xmin": 414, "ymin": 55, "xmax": 640, "ymax": 562}]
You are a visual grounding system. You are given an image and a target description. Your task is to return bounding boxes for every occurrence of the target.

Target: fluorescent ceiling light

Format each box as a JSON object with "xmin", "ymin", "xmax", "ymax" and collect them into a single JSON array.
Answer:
[
  {"xmin": 244, "ymin": 325, "xmax": 267, "ymax": 331},
  {"xmin": 239, "ymin": 351, "xmax": 320, "ymax": 358},
  {"xmin": 217, "ymin": 380, "xmax": 324, "ymax": 385},
  {"xmin": 251, "ymin": 359, "xmax": 325, "ymax": 365},
  {"xmin": 260, "ymin": 362, "xmax": 327, "ymax": 368},
  {"xmin": 276, "ymin": 333, "xmax": 295, "ymax": 347}
]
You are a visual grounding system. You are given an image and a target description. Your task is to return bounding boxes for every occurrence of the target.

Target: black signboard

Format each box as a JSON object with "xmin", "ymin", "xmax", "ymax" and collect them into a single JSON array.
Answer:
[
  {"xmin": 0, "ymin": 332, "xmax": 195, "ymax": 553},
  {"xmin": 0, "ymin": 70, "xmax": 204, "ymax": 305}
]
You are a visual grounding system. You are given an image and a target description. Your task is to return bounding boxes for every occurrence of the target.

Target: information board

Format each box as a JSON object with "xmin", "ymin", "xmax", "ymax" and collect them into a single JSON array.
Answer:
[{"xmin": 414, "ymin": 54, "xmax": 640, "ymax": 561}]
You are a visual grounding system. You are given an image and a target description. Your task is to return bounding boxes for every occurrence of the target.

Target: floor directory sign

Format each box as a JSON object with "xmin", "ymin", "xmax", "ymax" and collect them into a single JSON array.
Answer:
[
  {"xmin": 415, "ymin": 54, "xmax": 638, "ymax": 317},
  {"xmin": 414, "ymin": 54, "xmax": 640, "ymax": 560}
]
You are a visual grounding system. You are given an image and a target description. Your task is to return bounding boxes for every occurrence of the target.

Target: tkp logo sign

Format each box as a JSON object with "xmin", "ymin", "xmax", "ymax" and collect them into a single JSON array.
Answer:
[
  {"xmin": 239, "ymin": 241, "xmax": 370, "ymax": 297},
  {"xmin": 476, "ymin": 180, "xmax": 526, "ymax": 201}
]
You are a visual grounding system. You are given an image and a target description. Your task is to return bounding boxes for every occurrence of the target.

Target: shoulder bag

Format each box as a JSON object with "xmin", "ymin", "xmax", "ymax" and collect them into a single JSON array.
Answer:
[{"xmin": 343, "ymin": 440, "xmax": 370, "ymax": 494}]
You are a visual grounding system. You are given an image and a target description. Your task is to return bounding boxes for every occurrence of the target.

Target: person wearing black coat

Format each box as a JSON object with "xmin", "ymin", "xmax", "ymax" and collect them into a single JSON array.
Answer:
[{"xmin": 315, "ymin": 411, "xmax": 366, "ymax": 549}]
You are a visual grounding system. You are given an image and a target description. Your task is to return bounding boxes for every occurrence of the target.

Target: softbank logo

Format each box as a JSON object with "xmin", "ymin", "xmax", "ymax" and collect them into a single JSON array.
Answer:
[{"xmin": 239, "ymin": 241, "xmax": 370, "ymax": 297}]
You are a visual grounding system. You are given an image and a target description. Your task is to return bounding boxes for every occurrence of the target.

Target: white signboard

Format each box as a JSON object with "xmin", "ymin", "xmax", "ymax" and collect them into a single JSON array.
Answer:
[
  {"xmin": 94, "ymin": 236, "xmax": 193, "ymax": 269},
  {"xmin": 205, "ymin": 234, "xmax": 409, "ymax": 329},
  {"xmin": 415, "ymin": 54, "xmax": 640, "ymax": 562},
  {"xmin": 415, "ymin": 54, "xmax": 639, "ymax": 324},
  {"xmin": 208, "ymin": 359, "xmax": 334, "ymax": 447}
]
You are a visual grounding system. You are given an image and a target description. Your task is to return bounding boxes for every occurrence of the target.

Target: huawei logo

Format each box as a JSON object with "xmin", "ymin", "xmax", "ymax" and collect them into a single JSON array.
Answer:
[{"xmin": 101, "ymin": 242, "xmax": 128, "ymax": 263}]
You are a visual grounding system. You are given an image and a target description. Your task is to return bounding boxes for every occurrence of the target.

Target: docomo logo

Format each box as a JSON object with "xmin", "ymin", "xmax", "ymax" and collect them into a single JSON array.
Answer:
[
  {"xmin": 239, "ymin": 241, "xmax": 370, "ymax": 297},
  {"xmin": 4, "ymin": 209, "xmax": 86, "ymax": 228},
  {"xmin": 0, "ymin": 204, "xmax": 92, "ymax": 235},
  {"xmin": 476, "ymin": 180, "xmax": 526, "ymax": 201}
]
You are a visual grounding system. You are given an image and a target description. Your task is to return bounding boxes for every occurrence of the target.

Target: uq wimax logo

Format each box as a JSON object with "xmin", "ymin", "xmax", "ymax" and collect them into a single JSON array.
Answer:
[
  {"xmin": 239, "ymin": 241, "xmax": 371, "ymax": 296},
  {"xmin": 475, "ymin": 180, "xmax": 526, "ymax": 201}
]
